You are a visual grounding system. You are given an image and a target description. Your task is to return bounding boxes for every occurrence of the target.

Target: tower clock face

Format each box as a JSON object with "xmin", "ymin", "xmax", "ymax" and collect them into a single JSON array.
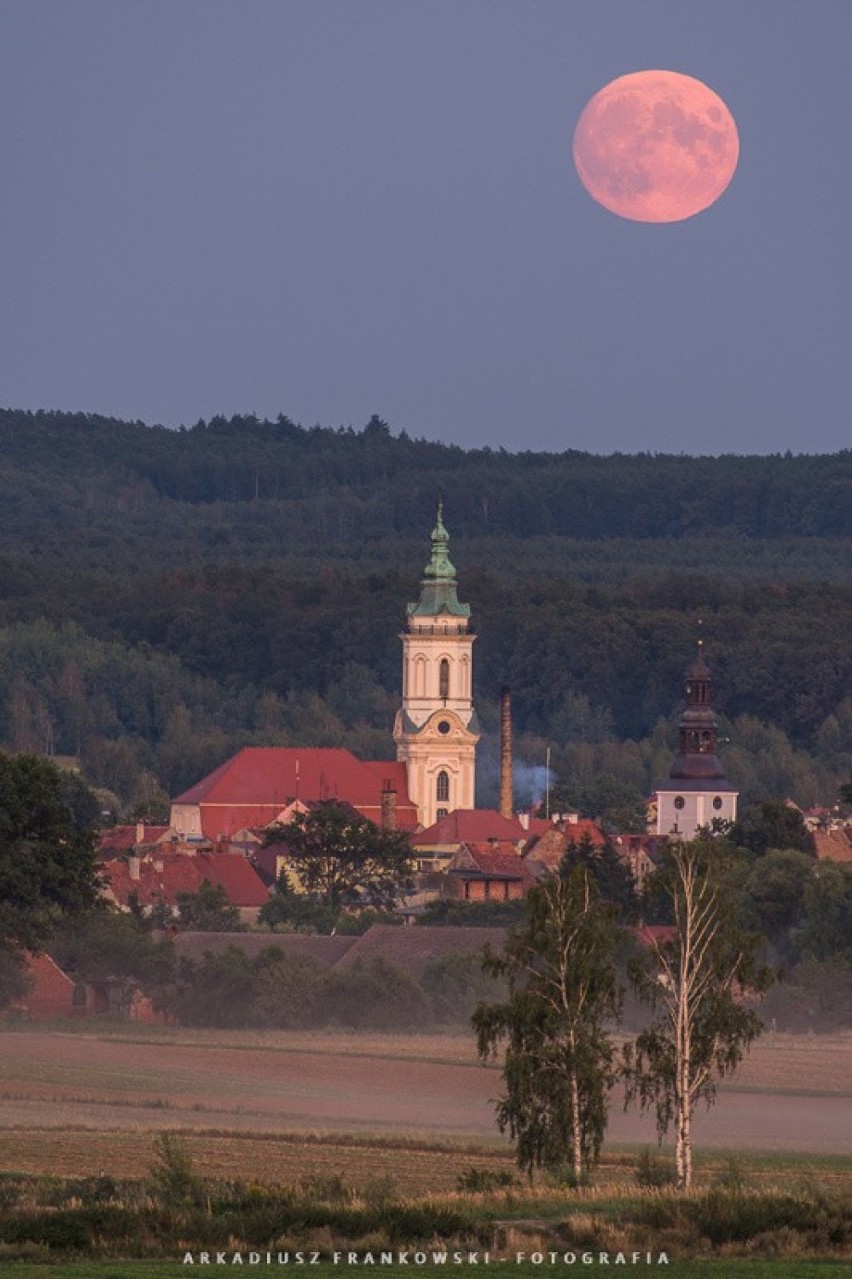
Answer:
[{"xmin": 437, "ymin": 720, "xmax": 451, "ymax": 735}]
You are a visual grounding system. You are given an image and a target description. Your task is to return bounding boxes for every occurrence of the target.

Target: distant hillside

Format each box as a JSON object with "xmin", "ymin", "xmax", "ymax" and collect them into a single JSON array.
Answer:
[
  {"xmin": 0, "ymin": 408, "xmax": 850, "ymax": 817},
  {"xmin": 1, "ymin": 408, "xmax": 851, "ymax": 543}
]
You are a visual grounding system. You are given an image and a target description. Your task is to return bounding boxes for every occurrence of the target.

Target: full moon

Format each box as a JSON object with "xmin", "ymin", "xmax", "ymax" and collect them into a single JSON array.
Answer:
[{"xmin": 572, "ymin": 70, "xmax": 739, "ymax": 223}]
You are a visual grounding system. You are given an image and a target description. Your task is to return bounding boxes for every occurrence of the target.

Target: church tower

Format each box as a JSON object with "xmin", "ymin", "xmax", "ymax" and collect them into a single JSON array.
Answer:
[
  {"xmin": 394, "ymin": 500, "xmax": 480, "ymax": 828},
  {"xmin": 656, "ymin": 642, "xmax": 738, "ymax": 837}
]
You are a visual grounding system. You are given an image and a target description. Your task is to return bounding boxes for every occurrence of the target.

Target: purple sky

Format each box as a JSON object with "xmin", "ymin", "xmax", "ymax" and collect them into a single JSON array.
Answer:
[{"xmin": 1, "ymin": 1, "xmax": 850, "ymax": 454}]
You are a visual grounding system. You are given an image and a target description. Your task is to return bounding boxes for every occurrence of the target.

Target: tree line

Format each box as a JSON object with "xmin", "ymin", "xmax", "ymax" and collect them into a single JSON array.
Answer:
[{"xmin": 0, "ymin": 410, "xmax": 850, "ymax": 815}]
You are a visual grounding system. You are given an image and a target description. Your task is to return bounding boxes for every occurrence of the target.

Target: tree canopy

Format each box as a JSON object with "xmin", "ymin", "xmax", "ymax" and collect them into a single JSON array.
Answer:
[
  {"xmin": 474, "ymin": 870, "xmax": 622, "ymax": 1181},
  {"xmin": 264, "ymin": 801, "xmax": 413, "ymax": 911},
  {"xmin": 0, "ymin": 753, "xmax": 102, "ymax": 1000}
]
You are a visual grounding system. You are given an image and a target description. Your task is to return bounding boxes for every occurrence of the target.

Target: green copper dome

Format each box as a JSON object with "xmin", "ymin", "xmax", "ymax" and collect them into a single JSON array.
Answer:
[{"xmin": 407, "ymin": 497, "xmax": 471, "ymax": 618}]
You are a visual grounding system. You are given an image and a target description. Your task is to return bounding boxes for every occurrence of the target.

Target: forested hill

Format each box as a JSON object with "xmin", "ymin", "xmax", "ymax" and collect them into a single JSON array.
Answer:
[
  {"xmin": 0, "ymin": 407, "xmax": 850, "ymax": 821},
  {"xmin": 1, "ymin": 408, "xmax": 851, "ymax": 541}
]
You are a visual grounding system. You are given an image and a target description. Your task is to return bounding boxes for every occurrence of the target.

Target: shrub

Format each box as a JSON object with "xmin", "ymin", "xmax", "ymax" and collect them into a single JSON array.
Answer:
[
  {"xmin": 456, "ymin": 1167, "xmax": 517, "ymax": 1192},
  {"xmin": 635, "ymin": 1148, "xmax": 677, "ymax": 1188},
  {"xmin": 148, "ymin": 1134, "xmax": 202, "ymax": 1206}
]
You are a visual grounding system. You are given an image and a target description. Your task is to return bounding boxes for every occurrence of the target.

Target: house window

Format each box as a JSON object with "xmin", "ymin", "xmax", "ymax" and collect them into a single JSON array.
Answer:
[
  {"xmin": 439, "ymin": 659, "xmax": 450, "ymax": 699},
  {"xmin": 713, "ymin": 796, "xmax": 723, "ymax": 810},
  {"xmin": 436, "ymin": 807, "xmax": 448, "ymax": 820},
  {"xmin": 436, "ymin": 770, "xmax": 450, "ymax": 803},
  {"xmin": 674, "ymin": 796, "xmax": 685, "ymax": 810}
]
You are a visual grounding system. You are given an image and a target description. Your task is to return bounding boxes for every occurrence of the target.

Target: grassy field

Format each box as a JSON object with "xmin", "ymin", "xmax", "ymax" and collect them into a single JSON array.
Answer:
[
  {"xmin": 4, "ymin": 1264, "xmax": 852, "ymax": 1279},
  {"xmin": 3, "ymin": 1263, "xmax": 852, "ymax": 1279},
  {"xmin": 0, "ymin": 1025, "xmax": 848, "ymax": 1268}
]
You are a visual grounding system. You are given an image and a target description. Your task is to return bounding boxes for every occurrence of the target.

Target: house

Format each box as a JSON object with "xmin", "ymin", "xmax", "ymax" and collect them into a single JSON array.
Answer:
[
  {"xmin": 4, "ymin": 953, "xmax": 78, "ymax": 1020},
  {"xmin": 812, "ymin": 826, "xmax": 852, "ymax": 864},
  {"xmin": 522, "ymin": 818, "xmax": 606, "ymax": 877},
  {"xmin": 100, "ymin": 850, "xmax": 270, "ymax": 924},
  {"xmin": 170, "ymin": 748, "xmax": 417, "ymax": 839},
  {"xmin": 445, "ymin": 842, "xmax": 537, "ymax": 902},
  {"xmin": 96, "ymin": 823, "xmax": 179, "ymax": 858},
  {"xmin": 410, "ymin": 808, "xmax": 529, "ymax": 871}
]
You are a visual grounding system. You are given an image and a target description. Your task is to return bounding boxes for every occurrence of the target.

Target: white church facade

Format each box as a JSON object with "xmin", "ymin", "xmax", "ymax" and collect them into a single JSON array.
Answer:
[{"xmin": 393, "ymin": 499, "xmax": 480, "ymax": 829}]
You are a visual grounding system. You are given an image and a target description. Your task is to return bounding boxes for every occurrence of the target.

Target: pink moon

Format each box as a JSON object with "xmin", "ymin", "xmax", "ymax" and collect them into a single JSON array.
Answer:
[{"xmin": 573, "ymin": 70, "xmax": 739, "ymax": 223}]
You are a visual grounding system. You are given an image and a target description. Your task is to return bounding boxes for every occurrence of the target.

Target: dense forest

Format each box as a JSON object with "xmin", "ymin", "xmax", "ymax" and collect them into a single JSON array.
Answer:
[{"xmin": 1, "ymin": 407, "xmax": 850, "ymax": 819}]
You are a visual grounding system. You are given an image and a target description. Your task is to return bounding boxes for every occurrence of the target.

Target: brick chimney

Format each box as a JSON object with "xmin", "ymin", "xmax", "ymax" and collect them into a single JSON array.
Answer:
[
  {"xmin": 499, "ymin": 685, "xmax": 513, "ymax": 820},
  {"xmin": 381, "ymin": 780, "xmax": 397, "ymax": 831}
]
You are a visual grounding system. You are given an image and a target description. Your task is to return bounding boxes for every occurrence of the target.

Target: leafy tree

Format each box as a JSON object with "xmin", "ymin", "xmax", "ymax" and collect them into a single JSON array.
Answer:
[
  {"xmin": 50, "ymin": 906, "xmax": 175, "ymax": 990},
  {"xmin": 561, "ymin": 833, "xmax": 640, "ymax": 922},
  {"xmin": 473, "ymin": 869, "xmax": 622, "ymax": 1182},
  {"xmin": 623, "ymin": 841, "xmax": 770, "ymax": 1190},
  {"xmin": 175, "ymin": 880, "xmax": 246, "ymax": 932},
  {"xmin": 264, "ymin": 801, "xmax": 412, "ymax": 911},
  {"xmin": 0, "ymin": 753, "xmax": 101, "ymax": 1002},
  {"xmin": 259, "ymin": 871, "xmax": 338, "ymax": 934},
  {"xmin": 548, "ymin": 775, "xmax": 647, "ymax": 834},
  {"xmin": 416, "ymin": 898, "xmax": 526, "ymax": 927},
  {"xmin": 800, "ymin": 861, "xmax": 852, "ymax": 961},
  {"xmin": 729, "ymin": 800, "xmax": 815, "ymax": 859},
  {"xmin": 741, "ymin": 849, "xmax": 814, "ymax": 963}
]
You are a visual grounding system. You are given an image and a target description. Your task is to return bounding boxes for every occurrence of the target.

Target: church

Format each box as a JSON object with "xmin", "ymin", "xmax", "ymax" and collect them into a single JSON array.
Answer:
[
  {"xmin": 170, "ymin": 503, "xmax": 738, "ymax": 843},
  {"xmin": 655, "ymin": 642, "xmax": 738, "ymax": 837},
  {"xmin": 170, "ymin": 501, "xmax": 481, "ymax": 837}
]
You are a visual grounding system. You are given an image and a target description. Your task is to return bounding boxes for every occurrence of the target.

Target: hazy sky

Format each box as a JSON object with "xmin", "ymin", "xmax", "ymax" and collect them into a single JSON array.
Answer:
[{"xmin": 2, "ymin": 1, "xmax": 851, "ymax": 454}]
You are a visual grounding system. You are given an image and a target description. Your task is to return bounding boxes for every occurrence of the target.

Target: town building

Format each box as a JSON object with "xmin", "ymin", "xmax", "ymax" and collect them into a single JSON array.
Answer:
[
  {"xmin": 655, "ymin": 642, "xmax": 738, "ymax": 837},
  {"xmin": 393, "ymin": 499, "xmax": 480, "ymax": 828},
  {"xmin": 170, "ymin": 747, "xmax": 416, "ymax": 838}
]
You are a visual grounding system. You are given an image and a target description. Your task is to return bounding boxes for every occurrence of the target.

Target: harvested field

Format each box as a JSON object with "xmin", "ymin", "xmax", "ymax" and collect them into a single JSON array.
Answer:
[{"xmin": 0, "ymin": 1026, "xmax": 850, "ymax": 1190}]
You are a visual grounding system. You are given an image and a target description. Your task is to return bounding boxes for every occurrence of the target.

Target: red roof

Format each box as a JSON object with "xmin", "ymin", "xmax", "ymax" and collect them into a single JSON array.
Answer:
[
  {"xmin": 11, "ymin": 953, "xmax": 77, "ymax": 1019},
  {"xmin": 449, "ymin": 842, "xmax": 537, "ymax": 885},
  {"xmin": 172, "ymin": 748, "xmax": 418, "ymax": 838},
  {"xmin": 813, "ymin": 828, "xmax": 852, "ymax": 863},
  {"xmin": 412, "ymin": 808, "xmax": 527, "ymax": 847},
  {"xmin": 97, "ymin": 825, "xmax": 173, "ymax": 856},
  {"xmin": 101, "ymin": 851, "xmax": 269, "ymax": 909}
]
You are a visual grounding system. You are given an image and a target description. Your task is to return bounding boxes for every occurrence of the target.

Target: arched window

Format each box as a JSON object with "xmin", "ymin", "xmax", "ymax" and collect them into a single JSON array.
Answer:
[
  {"xmin": 439, "ymin": 658, "xmax": 450, "ymax": 699},
  {"xmin": 436, "ymin": 770, "xmax": 450, "ymax": 803}
]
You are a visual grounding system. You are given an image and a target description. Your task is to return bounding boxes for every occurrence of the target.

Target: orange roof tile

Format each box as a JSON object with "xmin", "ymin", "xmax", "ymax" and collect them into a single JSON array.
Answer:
[
  {"xmin": 173, "ymin": 747, "xmax": 418, "ymax": 837},
  {"xmin": 412, "ymin": 808, "xmax": 526, "ymax": 847}
]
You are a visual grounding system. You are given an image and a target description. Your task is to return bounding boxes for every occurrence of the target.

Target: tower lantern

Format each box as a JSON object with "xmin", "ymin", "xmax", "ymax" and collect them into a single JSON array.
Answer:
[{"xmin": 393, "ymin": 499, "xmax": 480, "ymax": 828}]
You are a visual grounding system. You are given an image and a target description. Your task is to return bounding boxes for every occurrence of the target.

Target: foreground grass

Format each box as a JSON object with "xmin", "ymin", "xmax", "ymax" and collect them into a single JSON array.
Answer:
[
  {"xmin": 0, "ymin": 1167, "xmax": 849, "ymax": 1265},
  {"xmin": 3, "ymin": 1262, "xmax": 852, "ymax": 1279}
]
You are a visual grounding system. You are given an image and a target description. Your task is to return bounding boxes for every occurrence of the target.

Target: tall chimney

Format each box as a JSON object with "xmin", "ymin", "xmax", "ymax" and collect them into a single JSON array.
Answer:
[
  {"xmin": 499, "ymin": 685, "xmax": 513, "ymax": 820},
  {"xmin": 381, "ymin": 780, "xmax": 398, "ymax": 831}
]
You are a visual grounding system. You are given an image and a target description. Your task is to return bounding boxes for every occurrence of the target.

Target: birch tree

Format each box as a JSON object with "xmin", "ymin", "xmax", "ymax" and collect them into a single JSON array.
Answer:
[
  {"xmin": 473, "ymin": 868, "xmax": 622, "ymax": 1182},
  {"xmin": 624, "ymin": 841, "xmax": 769, "ymax": 1190}
]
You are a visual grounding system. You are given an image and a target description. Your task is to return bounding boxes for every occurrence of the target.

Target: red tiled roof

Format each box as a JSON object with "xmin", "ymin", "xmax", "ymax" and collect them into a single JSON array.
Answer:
[
  {"xmin": 813, "ymin": 828, "xmax": 852, "ymax": 863},
  {"xmin": 172, "ymin": 748, "xmax": 419, "ymax": 837},
  {"xmin": 100, "ymin": 851, "xmax": 269, "ymax": 909},
  {"xmin": 523, "ymin": 820, "xmax": 606, "ymax": 870},
  {"xmin": 97, "ymin": 825, "xmax": 172, "ymax": 855},
  {"xmin": 412, "ymin": 808, "xmax": 526, "ymax": 847},
  {"xmin": 449, "ymin": 842, "xmax": 537, "ymax": 885},
  {"xmin": 13, "ymin": 953, "xmax": 77, "ymax": 1019}
]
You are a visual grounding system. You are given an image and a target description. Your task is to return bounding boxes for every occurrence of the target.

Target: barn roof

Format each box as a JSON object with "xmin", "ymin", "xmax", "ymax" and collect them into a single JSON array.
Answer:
[
  {"xmin": 172, "ymin": 931, "xmax": 356, "ymax": 968},
  {"xmin": 334, "ymin": 923, "xmax": 505, "ymax": 975}
]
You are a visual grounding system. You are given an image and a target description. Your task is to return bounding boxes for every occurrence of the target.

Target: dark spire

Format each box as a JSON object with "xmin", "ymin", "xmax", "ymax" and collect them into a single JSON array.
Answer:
[{"xmin": 669, "ymin": 642, "xmax": 727, "ymax": 782}]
